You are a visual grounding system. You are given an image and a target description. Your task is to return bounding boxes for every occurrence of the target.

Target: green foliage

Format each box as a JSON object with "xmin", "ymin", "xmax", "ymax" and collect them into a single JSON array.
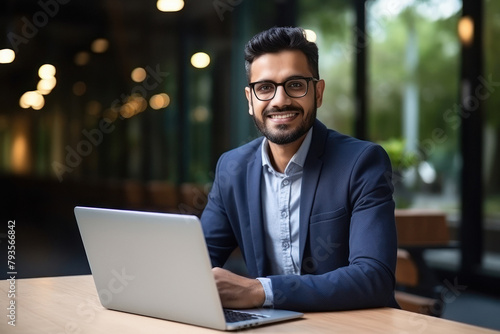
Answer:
[
  {"xmin": 299, "ymin": 0, "xmax": 356, "ymax": 135},
  {"xmin": 485, "ymin": 0, "xmax": 500, "ymax": 127},
  {"xmin": 299, "ymin": 0, "xmax": 462, "ymax": 145},
  {"xmin": 378, "ymin": 138, "xmax": 419, "ymax": 171},
  {"xmin": 297, "ymin": 0, "xmax": 500, "ymax": 212}
]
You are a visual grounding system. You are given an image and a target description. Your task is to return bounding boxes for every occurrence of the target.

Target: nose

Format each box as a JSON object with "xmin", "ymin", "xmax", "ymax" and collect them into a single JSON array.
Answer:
[{"xmin": 270, "ymin": 85, "xmax": 291, "ymax": 108}]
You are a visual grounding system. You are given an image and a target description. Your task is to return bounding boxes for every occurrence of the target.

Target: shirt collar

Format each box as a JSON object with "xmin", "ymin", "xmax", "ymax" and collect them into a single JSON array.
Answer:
[{"xmin": 261, "ymin": 127, "xmax": 313, "ymax": 174}]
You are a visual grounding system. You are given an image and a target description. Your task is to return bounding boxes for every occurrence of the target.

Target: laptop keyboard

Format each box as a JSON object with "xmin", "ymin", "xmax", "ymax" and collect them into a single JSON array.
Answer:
[{"xmin": 224, "ymin": 310, "xmax": 268, "ymax": 323}]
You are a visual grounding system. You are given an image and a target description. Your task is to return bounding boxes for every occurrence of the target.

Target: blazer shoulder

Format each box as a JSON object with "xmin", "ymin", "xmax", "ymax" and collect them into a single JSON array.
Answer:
[
  {"xmin": 319, "ymin": 128, "xmax": 390, "ymax": 169},
  {"xmin": 325, "ymin": 129, "xmax": 379, "ymax": 154},
  {"xmin": 217, "ymin": 136, "xmax": 263, "ymax": 167},
  {"xmin": 309, "ymin": 120, "xmax": 387, "ymax": 162}
]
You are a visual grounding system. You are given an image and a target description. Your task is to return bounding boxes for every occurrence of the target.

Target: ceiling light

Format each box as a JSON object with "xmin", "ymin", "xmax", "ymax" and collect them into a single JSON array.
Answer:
[
  {"xmin": 191, "ymin": 52, "xmax": 210, "ymax": 69},
  {"xmin": 38, "ymin": 77, "xmax": 57, "ymax": 92},
  {"xmin": 0, "ymin": 48, "xmax": 15, "ymax": 64},
  {"xmin": 458, "ymin": 16, "xmax": 474, "ymax": 46},
  {"xmin": 157, "ymin": 0, "xmax": 184, "ymax": 12},
  {"xmin": 38, "ymin": 64, "xmax": 56, "ymax": 79},
  {"xmin": 131, "ymin": 67, "xmax": 147, "ymax": 82},
  {"xmin": 74, "ymin": 51, "xmax": 90, "ymax": 66},
  {"xmin": 37, "ymin": 77, "xmax": 57, "ymax": 95},
  {"xmin": 304, "ymin": 29, "xmax": 317, "ymax": 43},
  {"xmin": 19, "ymin": 91, "xmax": 44, "ymax": 110},
  {"xmin": 149, "ymin": 93, "xmax": 170, "ymax": 110},
  {"xmin": 91, "ymin": 38, "xmax": 109, "ymax": 53}
]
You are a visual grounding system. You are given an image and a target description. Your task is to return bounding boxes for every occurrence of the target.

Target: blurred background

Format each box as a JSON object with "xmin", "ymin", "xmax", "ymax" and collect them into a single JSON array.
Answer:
[{"xmin": 0, "ymin": 0, "xmax": 499, "ymax": 329}]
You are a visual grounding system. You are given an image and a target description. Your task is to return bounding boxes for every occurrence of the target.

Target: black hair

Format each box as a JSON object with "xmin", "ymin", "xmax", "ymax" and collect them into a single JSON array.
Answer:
[{"xmin": 244, "ymin": 27, "xmax": 319, "ymax": 81}]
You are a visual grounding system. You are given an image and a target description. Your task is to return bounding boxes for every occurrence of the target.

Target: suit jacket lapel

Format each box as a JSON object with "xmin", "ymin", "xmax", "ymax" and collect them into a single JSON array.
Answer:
[
  {"xmin": 246, "ymin": 143, "xmax": 268, "ymax": 277},
  {"xmin": 299, "ymin": 120, "xmax": 327, "ymax": 265}
]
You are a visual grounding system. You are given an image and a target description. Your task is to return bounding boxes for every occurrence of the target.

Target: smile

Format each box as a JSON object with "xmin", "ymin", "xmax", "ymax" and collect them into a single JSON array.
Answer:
[{"xmin": 268, "ymin": 113, "xmax": 297, "ymax": 119}]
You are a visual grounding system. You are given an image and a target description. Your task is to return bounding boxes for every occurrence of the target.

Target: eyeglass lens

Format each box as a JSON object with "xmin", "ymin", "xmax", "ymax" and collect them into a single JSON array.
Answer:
[{"xmin": 253, "ymin": 78, "xmax": 309, "ymax": 100}]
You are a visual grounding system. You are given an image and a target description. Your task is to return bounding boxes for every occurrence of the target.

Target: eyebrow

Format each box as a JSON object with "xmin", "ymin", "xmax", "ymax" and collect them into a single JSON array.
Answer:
[{"xmin": 251, "ymin": 74, "xmax": 311, "ymax": 84}]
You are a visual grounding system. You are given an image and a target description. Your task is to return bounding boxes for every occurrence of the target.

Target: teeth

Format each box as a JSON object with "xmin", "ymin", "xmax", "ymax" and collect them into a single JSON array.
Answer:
[{"xmin": 270, "ymin": 113, "xmax": 295, "ymax": 119}]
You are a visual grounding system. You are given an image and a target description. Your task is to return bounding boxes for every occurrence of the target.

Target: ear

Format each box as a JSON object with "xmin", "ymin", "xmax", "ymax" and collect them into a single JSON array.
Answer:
[
  {"xmin": 245, "ymin": 86, "xmax": 254, "ymax": 115},
  {"xmin": 315, "ymin": 79, "xmax": 325, "ymax": 109}
]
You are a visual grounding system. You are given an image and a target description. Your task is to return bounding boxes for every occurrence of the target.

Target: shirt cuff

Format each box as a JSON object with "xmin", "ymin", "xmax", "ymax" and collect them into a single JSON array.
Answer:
[{"xmin": 256, "ymin": 277, "xmax": 274, "ymax": 308}]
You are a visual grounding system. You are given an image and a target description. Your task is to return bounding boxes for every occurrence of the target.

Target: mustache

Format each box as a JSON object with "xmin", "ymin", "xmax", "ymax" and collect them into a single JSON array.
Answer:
[{"xmin": 262, "ymin": 106, "xmax": 303, "ymax": 117}]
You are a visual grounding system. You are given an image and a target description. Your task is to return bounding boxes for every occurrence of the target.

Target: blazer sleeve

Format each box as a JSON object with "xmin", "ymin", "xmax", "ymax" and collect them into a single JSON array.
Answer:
[
  {"xmin": 200, "ymin": 153, "xmax": 239, "ymax": 268},
  {"xmin": 269, "ymin": 144, "xmax": 398, "ymax": 311}
]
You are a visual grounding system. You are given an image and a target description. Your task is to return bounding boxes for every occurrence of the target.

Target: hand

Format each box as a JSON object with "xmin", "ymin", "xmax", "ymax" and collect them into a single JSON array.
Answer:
[{"xmin": 212, "ymin": 267, "xmax": 265, "ymax": 309}]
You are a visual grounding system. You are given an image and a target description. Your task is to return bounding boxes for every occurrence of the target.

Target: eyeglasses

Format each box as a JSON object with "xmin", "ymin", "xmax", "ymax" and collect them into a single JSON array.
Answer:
[{"xmin": 249, "ymin": 77, "xmax": 318, "ymax": 101}]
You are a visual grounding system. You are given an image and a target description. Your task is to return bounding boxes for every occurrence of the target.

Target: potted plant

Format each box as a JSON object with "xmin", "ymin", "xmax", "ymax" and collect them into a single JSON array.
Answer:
[{"xmin": 379, "ymin": 138, "xmax": 420, "ymax": 208}]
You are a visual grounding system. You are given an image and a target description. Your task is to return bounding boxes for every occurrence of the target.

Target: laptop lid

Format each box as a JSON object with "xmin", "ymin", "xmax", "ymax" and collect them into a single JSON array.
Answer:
[{"xmin": 74, "ymin": 206, "xmax": 303, "ymax": 330}]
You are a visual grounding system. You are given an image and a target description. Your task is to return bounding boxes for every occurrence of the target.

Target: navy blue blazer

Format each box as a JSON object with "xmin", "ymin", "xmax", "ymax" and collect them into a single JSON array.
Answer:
[{"xmin": 201, "ymin": 119, "xmax": 399, "ymax": 311}]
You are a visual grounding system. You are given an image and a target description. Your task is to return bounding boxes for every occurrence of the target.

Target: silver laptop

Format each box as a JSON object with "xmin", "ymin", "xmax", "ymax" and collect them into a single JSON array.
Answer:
[{"xmin": 74, "ymin": 206, "xmax": 303, "ymax": 331}]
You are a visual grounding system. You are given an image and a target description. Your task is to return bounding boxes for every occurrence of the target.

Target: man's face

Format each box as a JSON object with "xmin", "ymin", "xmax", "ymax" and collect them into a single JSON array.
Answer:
[{"xmin": 245, "ymin": 50, "xmax": 325, "ymax": 145}]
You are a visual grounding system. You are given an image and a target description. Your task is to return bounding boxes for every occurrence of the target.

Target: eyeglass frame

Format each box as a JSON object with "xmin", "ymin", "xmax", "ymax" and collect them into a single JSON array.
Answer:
[{"xmin": 248, "ymin": 76, "xmax": 319, "ymax": 101}]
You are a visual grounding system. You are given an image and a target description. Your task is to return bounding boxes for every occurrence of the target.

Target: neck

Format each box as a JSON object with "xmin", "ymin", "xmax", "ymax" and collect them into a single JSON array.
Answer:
[{"xmin": 267, "ymin": 135, "xmax": 306, "ymax": 173}]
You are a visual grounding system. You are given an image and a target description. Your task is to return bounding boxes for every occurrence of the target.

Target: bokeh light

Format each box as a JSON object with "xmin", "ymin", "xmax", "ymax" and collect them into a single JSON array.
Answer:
[
  {"xmin": 157, "ymin": 0, "xmax": 184, "ymax": 12},
  {"xmin": 38, "ymin": 64, "xmax": 56, "ymax": 79},
  {"xmin": 304, "ymin": 29, "xmax": 317, "ymax": 43},
  {"xmin": 91, "ymin": 38, "xmax": 109, "ymax": 53},
  {"xmin": 0, "ymin": 49, "xmax": 15, "ymax": 64},
  {"xmin": 190, "ymin": 52, "xmax": 210, "ymax": 69},
  {"xmin": 131, "ymin": 67, "xmax": 147, "ymax": 82},
  {"xmin": 149, "ymin": 93, "xmax": 171, "ymax": 110}
]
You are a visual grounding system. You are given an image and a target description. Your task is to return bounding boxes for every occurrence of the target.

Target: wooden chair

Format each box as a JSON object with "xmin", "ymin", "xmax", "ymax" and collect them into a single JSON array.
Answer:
[
  {"xmin": 394, "ymin": 209, "xmax": 450, "ymax": 316},
  {"xmin": 395, "ymin": 249, "xmax": 443, "ymax": 316},
  {"xmin": 395, "ymin": 209, "xmax": 450, "ymax": 247}
]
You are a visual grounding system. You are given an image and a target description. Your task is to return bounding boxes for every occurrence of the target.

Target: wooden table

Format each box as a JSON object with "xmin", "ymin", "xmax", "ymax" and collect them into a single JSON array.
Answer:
[{"xmin": 1, "ymin": 275, "xmax": 497, "ymax": 333}]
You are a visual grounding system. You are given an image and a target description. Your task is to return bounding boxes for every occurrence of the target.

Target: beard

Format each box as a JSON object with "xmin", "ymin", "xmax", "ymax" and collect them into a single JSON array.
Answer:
[{"xmin": 251, "ymin": 101, "xmax": 317, "ymax": 145}]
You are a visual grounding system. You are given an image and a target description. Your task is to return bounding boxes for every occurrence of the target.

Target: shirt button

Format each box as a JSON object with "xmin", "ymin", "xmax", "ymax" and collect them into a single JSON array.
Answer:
[
  {"xmin": 281, "ymin": 211, "xmax": 287, "ymax": 218},
  {"xmin": 282, "ymin": 241, "xmax": 290, "ymax": 249},
  {"xmin": 282, "ymin": 179, "xmax": 290, "ymax": 186}
]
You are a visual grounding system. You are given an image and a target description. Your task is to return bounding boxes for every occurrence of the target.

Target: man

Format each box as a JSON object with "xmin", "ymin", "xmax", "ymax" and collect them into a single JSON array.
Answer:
[{"xmin": 201, "ymin": 26, "xmax": 399, "ymax": 311}]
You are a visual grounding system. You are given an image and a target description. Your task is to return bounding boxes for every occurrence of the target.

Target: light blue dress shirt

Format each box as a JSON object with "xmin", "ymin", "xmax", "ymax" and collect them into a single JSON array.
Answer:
[{"xmin": 256, "ymin": 128, "xmax": 313, "ymax": 307}]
